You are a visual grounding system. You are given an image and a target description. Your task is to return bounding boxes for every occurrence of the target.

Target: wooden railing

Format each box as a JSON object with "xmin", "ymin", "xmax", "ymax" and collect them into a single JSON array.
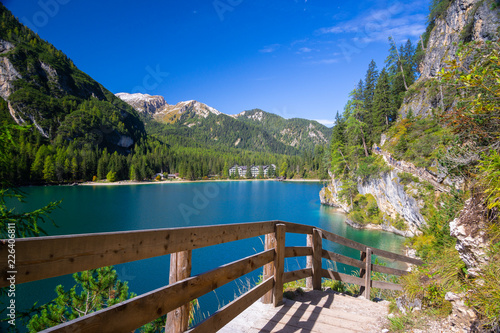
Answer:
[{"xmin": 0, "ymin": 221, "xmax": 422, "ymax": 333}]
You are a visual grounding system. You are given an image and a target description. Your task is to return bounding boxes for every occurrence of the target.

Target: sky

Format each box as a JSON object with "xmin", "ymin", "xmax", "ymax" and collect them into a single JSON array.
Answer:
[{"xmin": 4, "ymin": 0, "xmax": 430, "ymax": 126}]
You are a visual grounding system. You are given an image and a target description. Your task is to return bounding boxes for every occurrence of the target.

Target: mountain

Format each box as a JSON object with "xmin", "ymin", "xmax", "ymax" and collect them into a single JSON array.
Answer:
[
  {"xmin": 234, "ymin": 109, "xmax": 331, "ymax": 150},
  {"xmin": 116, "ymin": 93, "xmax": 331, "ymax": 152},
  {"xmin": 0, "ymin": 5, "xmax": 145, "ymax": 151}
]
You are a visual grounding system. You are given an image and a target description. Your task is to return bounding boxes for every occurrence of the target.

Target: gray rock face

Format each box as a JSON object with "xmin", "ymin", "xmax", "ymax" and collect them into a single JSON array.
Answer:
[
  {"xmin": 0, "ymin": 40, "xmax": 21, "ymax": 100},
  {"xmin": 401, "ymin": 0, "xmax": 500, "ymax": 117},
  {"xmin": 319, "ymin": 170, "xmax": 426, "ymax": 236},
  {"xmin": 449, "ymin": 197, "xmax": 490, "ymax": 276},
  {"xmin": 115, "ymin": 92, "xmax": 168, "ymax": 115},
  {"xmin": 357, "ymin": 171, "xmax": 426, "ymax": 235}
]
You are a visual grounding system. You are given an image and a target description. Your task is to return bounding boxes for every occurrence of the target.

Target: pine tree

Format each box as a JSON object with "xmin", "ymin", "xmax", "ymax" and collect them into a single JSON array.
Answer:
[
  {"xmin": 42, "ymin": 155, "xmax": 55, "ymax": 182},
  {"xmin": 363, "ymin": 60, "xmax": 379, "ymax": 120},
  {"xmin": 28, "ymin": 267, "xmax": 135, "ymax": 332},
  {"xmin": 371, "ymin": 68, "xmax": 395, "ymax": 143},
  {"xmin": 344, "ymin": 88, "xmax": 369, "ymax": 158},
  {"xmin": 258, "ymin": 166, "xmax": 264, "ymax": 179}
]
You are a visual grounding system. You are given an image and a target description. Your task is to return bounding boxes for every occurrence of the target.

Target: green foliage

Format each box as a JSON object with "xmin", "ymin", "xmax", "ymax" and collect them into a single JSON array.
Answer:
[
  {"xmin": 385, "ymin": 117, "xmax": 454, "ymax": 168},
  {"xmin": 398, "ymin": 172, "xmax": 419, "ymax": 185},
  {"xmin": 347, "ymin": 193, "xmax": 386, "ymax": 226},
  {"xmin": 412, "ymin": 190, "xmax": 464, "ymax": 259},
  {"xmin": 27, "ymin": 266, "xmax": 135, "ymax": 332},
  {"xmin": 439, "ymin": 40, "xmax": 500, "ymax": 148},
  {"xmin": 428, "ymin": 0, "xmax": 452, "ymax": 23},
  {"xmin": 478, "ymin": 150, "xmax": 500, "ymax": 209}
]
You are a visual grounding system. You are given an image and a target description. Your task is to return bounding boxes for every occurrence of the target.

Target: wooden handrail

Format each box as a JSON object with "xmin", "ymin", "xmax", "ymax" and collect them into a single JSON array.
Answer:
[
  {"xmin": 0, "ymin": 221, "xmax": 276, "ymax": 287},
  {"xmin": 0, "ymin": 220, "xmax": 421, "ymax": 333}
]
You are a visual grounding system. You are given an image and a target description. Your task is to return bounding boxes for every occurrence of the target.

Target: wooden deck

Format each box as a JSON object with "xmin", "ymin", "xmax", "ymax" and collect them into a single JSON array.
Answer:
[{"xmin": 221, "ymin": 290, "xmax": 389, "ymax": 333}]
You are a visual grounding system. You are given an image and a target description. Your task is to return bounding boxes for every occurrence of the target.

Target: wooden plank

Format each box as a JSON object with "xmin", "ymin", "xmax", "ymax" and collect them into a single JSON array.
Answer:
[
  {"xmin": 187, "ymin": 277, "xmax": 274, "ymax": 333},
  {"xmin": 321, "ymin": 229, "xmax": 422, "ymax": 266},
  {"xmin": 372, "ymin": 264, "xmax": 408, "ymax": 277},
  {"xmin": 261, "ymin": 233, "xmax": 276, "ymax": 304},
  {"xmin": 285, "ymin": 246, "xmax": 312, "ymax": 258},
  {"xmin": 372, "ymin": 280, "xmax": 403, "ymax": 291},
  {"xmin": 166, "ymin": 250, "xmax": 192, "ymax": 333},
  {"xmin": 364, "ymin": 248, "xmax": 372, "ymax": 299},
  {"xmin": 321, "ymin": 269, "xmax": 365, "ymax": 287},
  {"xmin": 312, "ymin": 229, "xmax": 322, "ymax": 290},
  {"xmin": 273, "ymin": 224, "xmax": 286, "ymax": 307},
  {"xmin": 43, "ymin": 250, "xmax": 275, "ymax": 333},
  {"xmin": 283, "ymin": 268, "xmax": 312, "ymax": 284},
  {"xmin": 278, "ymin": 221, "xmax": 314, "ymax": 235},
  {"xmin": 306, "ymin": 234, "xmax": 313, "ymax": 289},
  {"xmin": 0, "ymin": 221, "xmax": 275, "ymax": 288},
  {"xmin": 322, "ymin": 230, "xmax": 367, "ymax": 252},
  {"xmin": 359, "ymin": 250, "xmax": 367, "ymax": 296},
  {"xmin": 322, "ymin": 250, "xmax": 364, "ymax": 270},
  {"xmin": 370, "ymin": 248, "xmax": 423, "ymax": 266}
]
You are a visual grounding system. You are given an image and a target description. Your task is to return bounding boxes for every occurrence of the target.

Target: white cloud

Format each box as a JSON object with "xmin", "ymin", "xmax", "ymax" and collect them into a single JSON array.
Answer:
[
  {"xmin": 314, "ymin": 119, "xmax": 335, "ymax": 127},
  {"xmin": 259, "ymin": 44, "xmax": 281, "ymax": 53},
  {"xmin": 316, "ymin": 1, "xmax": 427, "ymax": 44},
  {"xmin": 299, "ymin": 47, "xmax": 313, "ymax": 53},
  {"xmin": 311, "ymin": 58, "xmax": 339, "ymax": 65}
]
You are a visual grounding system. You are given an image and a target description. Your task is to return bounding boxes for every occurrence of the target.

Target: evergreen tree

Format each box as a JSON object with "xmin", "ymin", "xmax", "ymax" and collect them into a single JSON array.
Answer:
[
  {"xmin": 245, "ymin": 166, "xmax": 252, "ymax": 179},
  {"xmin": 258, "ymin": 166, "xmax": 264, "ymax": 179},
  {"xmin": 28, "ymin": 267, "xmax": 135, "ymax": 332},
  {"xmin": 42, "ymin": 155, "xmax": 55, "ymax": 182},
  {"xmin": 222, "ymin": 161, "xmax": 229, "ymax": 179},
  {"xmin": 344, "ymin": 88, "xmax": 369, "ymax": 158},
  {"xmin": 371, "ymin": 68, "xmax": 395, "ymax": 143},
  {"xmin": 363, "ymin": 60, "xmax": 379, "ymax": 133}
]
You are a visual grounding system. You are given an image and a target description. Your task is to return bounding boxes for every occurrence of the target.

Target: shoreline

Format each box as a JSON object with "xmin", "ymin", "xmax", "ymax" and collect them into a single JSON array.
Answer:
[{"xmin": 79, "ymin": 178, "xmax": 325, "ymax": 186}]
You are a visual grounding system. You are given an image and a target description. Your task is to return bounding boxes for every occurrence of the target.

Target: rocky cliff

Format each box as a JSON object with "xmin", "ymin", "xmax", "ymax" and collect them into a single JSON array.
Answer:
[
  {"xmin": 320, "ymin": 170, "xmax": 425, "ymax": 237},
  {"xmin": 115, "ymin": 93, "xmax": 168, "ymax": 115},
  {"xmin": 400, "ymin": 0, "xmax": 500, "ymax": 118}
]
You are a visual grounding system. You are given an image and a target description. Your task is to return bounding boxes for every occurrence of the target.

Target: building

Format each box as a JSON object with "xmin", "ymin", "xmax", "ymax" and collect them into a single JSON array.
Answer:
[{"xmin": 229, "ymin": 164, "xmax": 276, "ymax": 178}]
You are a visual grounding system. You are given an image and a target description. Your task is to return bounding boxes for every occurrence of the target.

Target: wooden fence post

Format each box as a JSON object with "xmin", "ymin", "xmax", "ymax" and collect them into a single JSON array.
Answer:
[
  {"xmin": 363, "ymin": 248, "xmax": 372, "ymax": 299},
  {"xmin": 273, "ymin": 223, "xmax": 286, "ymax": 307},
  {"xmin": 306, "ymin": 234, "xmax": 313, "ymax": 289},
  {"xmin": 166, "ymin": 250, "xmax": 192, "ymax": 333},
  {"xmin": 261, "ymin": 232, "xmax": 276, "ymax": 304},
  {"xmin": 312, "ymin": 228, "xmax": 322, "ymax": 290},
  {"xmin": 359, "ymin": 250, "xmax": 366, "ymax": 296}
]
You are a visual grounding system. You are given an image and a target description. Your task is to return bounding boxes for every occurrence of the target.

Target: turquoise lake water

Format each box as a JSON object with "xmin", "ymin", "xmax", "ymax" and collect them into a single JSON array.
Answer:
[{"xmin": 6, "ymin": 181, "xmax": 405, "ymax": 329}]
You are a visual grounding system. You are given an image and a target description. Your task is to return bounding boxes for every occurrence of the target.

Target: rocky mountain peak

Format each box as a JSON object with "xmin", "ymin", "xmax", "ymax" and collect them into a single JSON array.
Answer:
[{"xmin": 115, "ymin": 92, "xmax": 167, "ymax": 115}]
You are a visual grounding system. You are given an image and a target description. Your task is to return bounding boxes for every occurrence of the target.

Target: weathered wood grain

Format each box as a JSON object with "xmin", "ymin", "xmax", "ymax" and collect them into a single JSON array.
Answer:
[
  {"xmin": 43, "ymin": 250, "xmax": 274, "ymax": 333},
  {"xmin": 261, "ymin": 232, "xmax": 276, "ymax": 304},
  {"xmin": 283, "ymin": 268, "xmax": 312, "ymax": 284},
  {"xmin": 0, "ymin": 221, "xmax": 275, "ymax": 287},
  {"xmin": 364, "ymin": 248, "xmax": 372, "ymax": 298},
  {"xmin": 312, "ymin": 229, "xmax": 323, "ymax": 290},
  {"xmin": 321, "ymin": 269, "xmax": 365, "ymax": 287},
  {"xmin": 166, "ymin": 250, "xmax": 192, "ymax": 333},
  {"xmin": 273, "ymin": 224, "xmax": 286, "ymax": 307},
  {"xmin": 285, "ymin": 246, "xmax": 312, "ymax": 258}
]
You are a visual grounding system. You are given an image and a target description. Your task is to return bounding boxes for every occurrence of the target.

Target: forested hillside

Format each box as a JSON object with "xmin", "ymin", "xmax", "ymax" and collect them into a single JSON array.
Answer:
[
  {"xmin": 116, "ymin": 93, "xmax": 332, "ymax": 155},
  {"xmin": 0, "ymin": 4, "xmax": 330, "ymax": 185},
  {"xmin": 322, "ymin": 0, "xmax": 500, "ymax": 330}
]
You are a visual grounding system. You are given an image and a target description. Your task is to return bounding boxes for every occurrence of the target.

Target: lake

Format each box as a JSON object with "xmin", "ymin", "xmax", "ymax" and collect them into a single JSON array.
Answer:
[{"xmin": 6, "ymin": 180, "xmax": 405, "ymax": 330}]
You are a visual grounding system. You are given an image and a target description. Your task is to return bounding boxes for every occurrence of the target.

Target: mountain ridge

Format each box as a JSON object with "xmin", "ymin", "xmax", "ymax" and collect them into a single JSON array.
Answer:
[{"xmin": 116, "ymin": 92, "xmax": 331, "ymax": 152}]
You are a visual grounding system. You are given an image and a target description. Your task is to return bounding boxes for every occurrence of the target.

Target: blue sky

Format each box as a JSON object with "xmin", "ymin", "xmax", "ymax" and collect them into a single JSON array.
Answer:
[{"xmin": 4, "ymin": 0, "xmax": 429, "ymax": 126}]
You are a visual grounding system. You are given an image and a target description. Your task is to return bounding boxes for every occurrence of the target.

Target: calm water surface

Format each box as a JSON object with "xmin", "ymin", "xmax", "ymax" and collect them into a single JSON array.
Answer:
[{"xmin": 9, "ymin": 181, "xmax": 405, "ymax": 329}]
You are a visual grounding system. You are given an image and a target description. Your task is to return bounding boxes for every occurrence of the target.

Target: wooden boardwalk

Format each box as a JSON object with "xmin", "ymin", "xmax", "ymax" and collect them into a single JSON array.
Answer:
[{"xmin": 221, "ymin": 290, "xmax": 389, "ymax": 333}]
